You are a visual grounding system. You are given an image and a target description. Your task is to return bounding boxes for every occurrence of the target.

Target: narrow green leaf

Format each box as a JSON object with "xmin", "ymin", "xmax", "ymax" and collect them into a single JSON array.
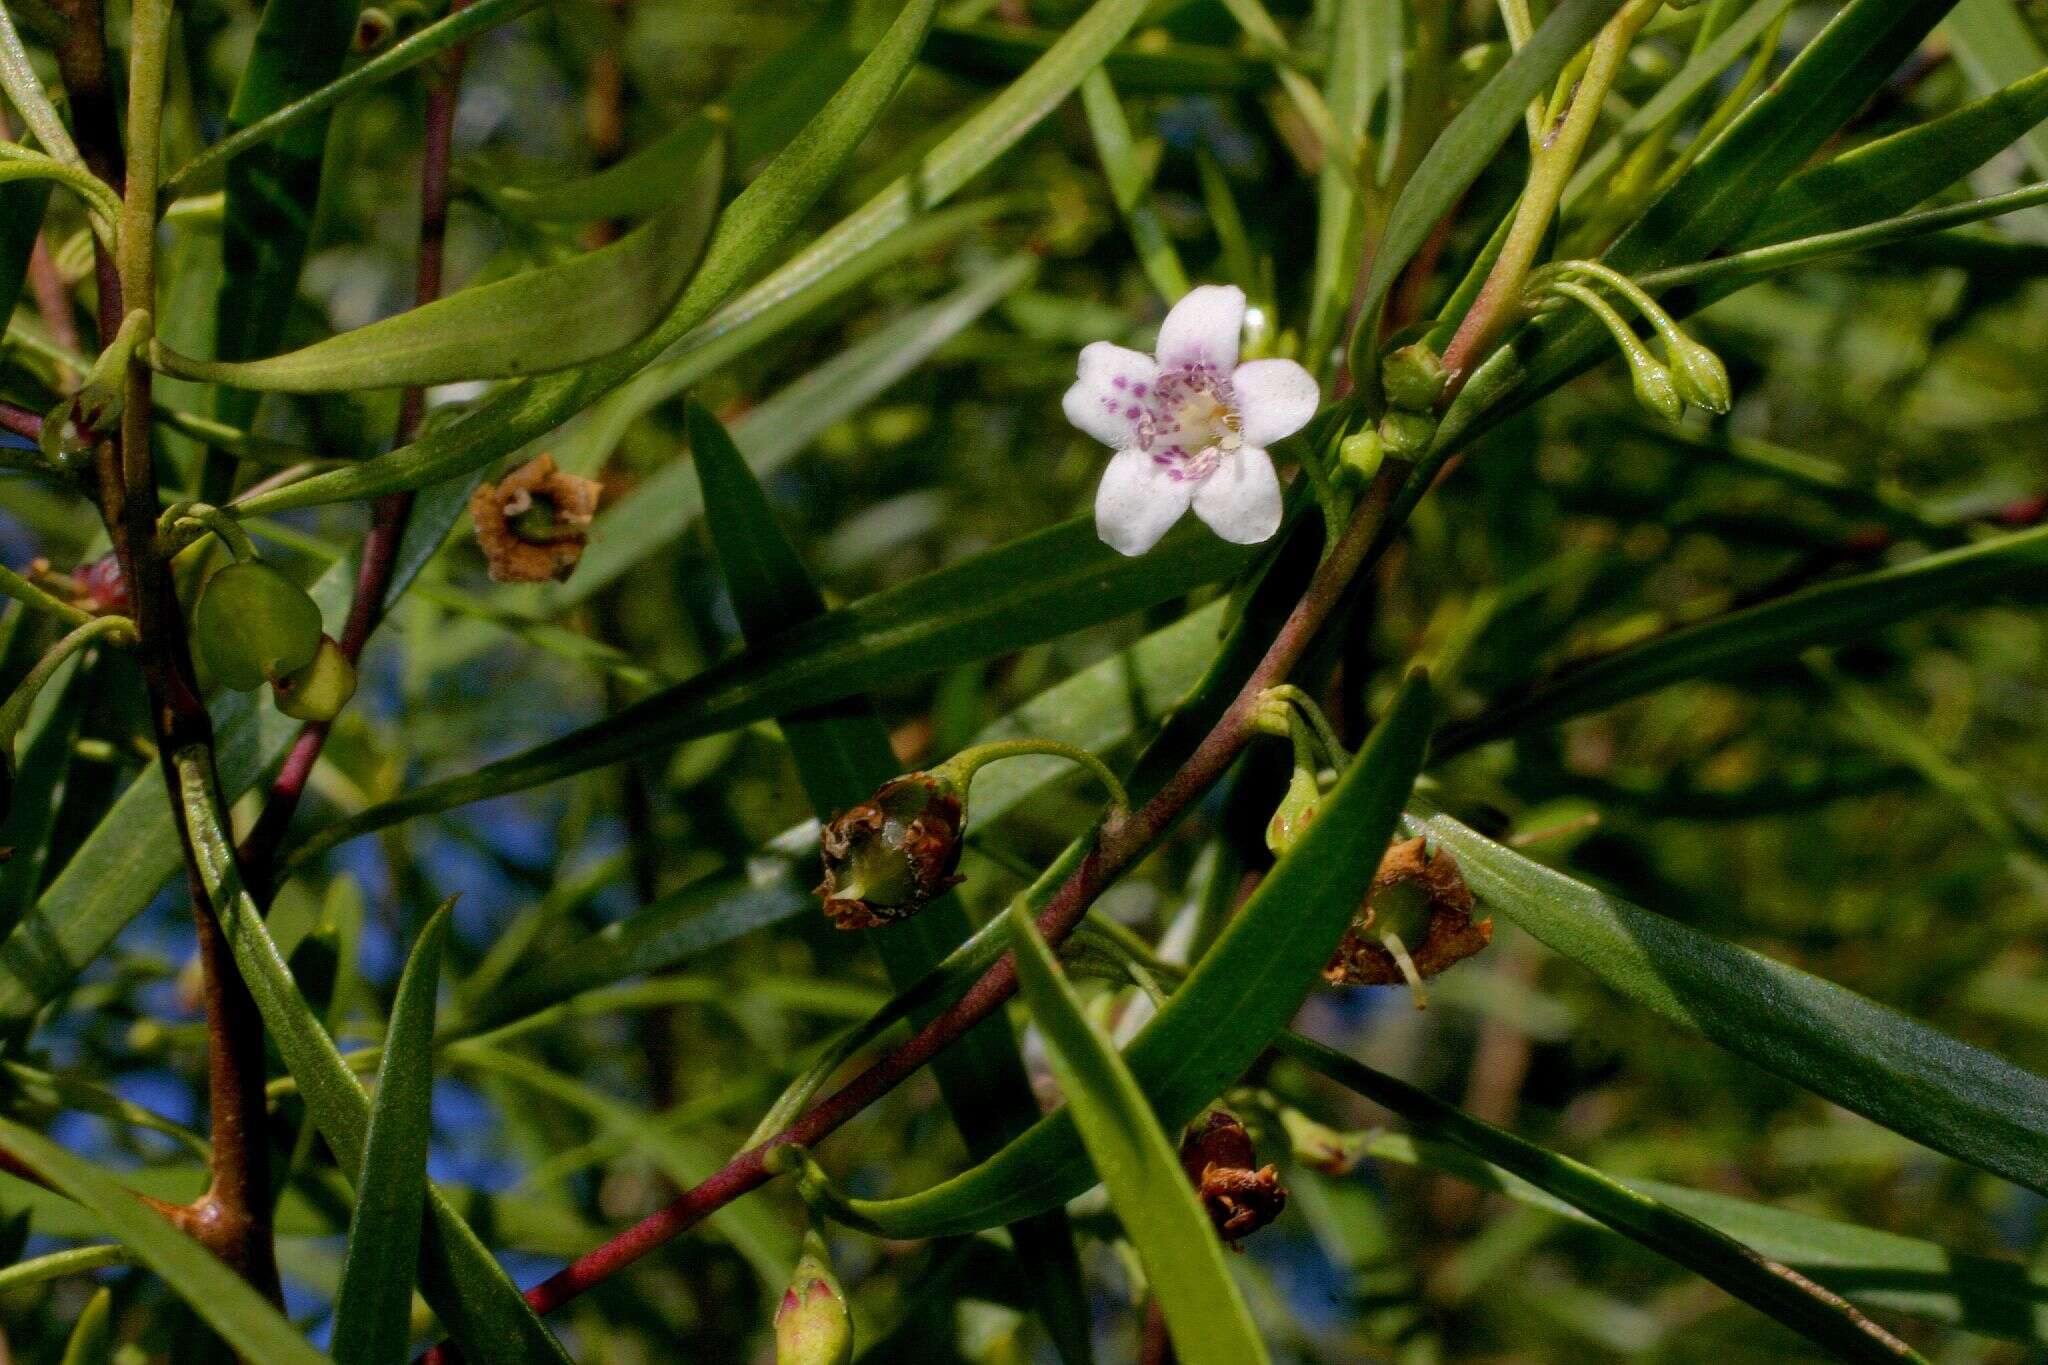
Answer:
[
  {"xmin": 175, "ymin": 752, "xmax": 573, "ymax": 1363},
  {"xmin": 1409, "ymin": 803, "xmax": 2048, "ymax": 1202},
  {"xmin": 208, "ymin": 0, "xmax": 361, "ymax": 493},
  {"xmin": 0, "ymin": 1245, "xmax": 131, "ymax": 1294},
  {"xmin": 692, "ymin": 401, "xmax": 1094, "ymax": 1363},
  {"xmin": 1943, "ymin": 0, "xmax": 2048, "ymax": 180},
  {"xmin": 286, "ymin": 513, "xmax": 1264, "ymax": 864},
  {"xmin": 161, "ymin": 137, "xmax": 724, "ymax": 392},
  {"xmin": 830, "ymin": 672, "xmax": 1434, "ymax": 1237},
  {"xmin": 1006, "ymin": 902, "xmax": 1268, "ymax": 1365},
  {"xmin": 1748, "ymin": 65, "xmax": 2048, "ymax": 246},
  {"xmin": 0, "ymin": 475, "xmax": 476, "ymax": 1032},
  {"xmin": 544, "ymin": 254, "xmax": 1037, "ymax": 610},
  {"xmin": 0, "ymin": 651, "xmax": 87, "ymax": 942},
  {"xmin": 0, "ymin": 1116, "xmax": 330, "ymax": 1365},
  {"xmin": 1436, "ymin": 525, "xmax": 2048, "ymax": 758},
  {"xmin": 234, "ymin": 0, "xmax": 1144, "ymax": 516},
  {"xmin": 488, "ymin": 4, "xmax": 859, "ymax": 223},
  {"xmin": 1081, "ymin": 70, "xmax": 1188, "ymax": 303},
  {"xmin": 924, "ymin": 20, "xmax": 1265, "ymax": 93},
  {"xmin": 331, "ymin": 906, "xmax": 449, "ymax": 1365},
  {"xmin": 164, "ymin": 0, "xmax": 544, "ymax": 195},
  {"xmin": 1345, "ymin": 0, "xmax": 1629, "ymax": 384},
  {"xmin": 1278, "ymin": 1036, "xmax": 1923, "ymax": 1362},
  {"xmin": 57, "ymin": 1284, "xmax": 112, "ymax": 1365},
  {"xmin": 0, "ymin": 177, "xmax": 48, "ymax": 337},
  {"xmin": 1364, "ymin": 1129, "xmax": 2048, "ymax": 1344}
]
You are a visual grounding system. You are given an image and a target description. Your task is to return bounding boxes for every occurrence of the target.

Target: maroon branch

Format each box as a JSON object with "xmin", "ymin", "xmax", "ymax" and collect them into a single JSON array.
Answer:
[
  {"xmin": 239, "ymin": 4, "xmax": 474, "ymax": 885},
  {"xmin": 417, "ymin": 459, "xmax": 1413, "ymax": 1358}
]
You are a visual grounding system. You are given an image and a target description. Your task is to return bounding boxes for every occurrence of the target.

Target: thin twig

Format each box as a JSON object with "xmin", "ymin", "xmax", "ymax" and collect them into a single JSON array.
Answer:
[
  {"xmin": 415, "ymin": 460, "xmax": 1413, "ymax": 1352},
  {"xmin": 239, "ymin": 3, "xmax": 474, "ymax": 887}
]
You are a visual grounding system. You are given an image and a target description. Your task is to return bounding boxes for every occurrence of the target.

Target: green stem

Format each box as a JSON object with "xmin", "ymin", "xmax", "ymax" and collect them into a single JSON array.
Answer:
[
  {"xmin": 159, "ymin": 500, "xmax": 257, "ymax": 561},
  {"xmin": 0, "ymin": 563, "xmax": 95, "ymax": 629},
  {"xmin": 0, "ymin": 615, "xmax": 137, "ymax": 749},
  {"xmin": 0, "ymin": 1, "xmax": 88, "ymax": 171},
  {"xmin": 934, "ymin": 737, "xmax": 1132, "ymax": 818},
  {"xmin": 1496, "ymin": 0, "xmax": 1544, "ymax": 146},
  {"xmin": 1439, "ymin": 0, "xmax": 1664, "ymax": 389}
]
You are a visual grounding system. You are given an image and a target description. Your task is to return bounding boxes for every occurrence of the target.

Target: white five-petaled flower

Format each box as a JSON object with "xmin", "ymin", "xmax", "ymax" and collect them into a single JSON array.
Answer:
[{"xmin": 1065, "ymin": 284, "xmax": 1319, "ymax": 557}]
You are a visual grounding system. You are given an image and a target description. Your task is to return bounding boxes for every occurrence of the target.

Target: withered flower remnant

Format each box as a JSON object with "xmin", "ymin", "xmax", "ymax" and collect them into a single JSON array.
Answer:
[
  {"xmin": 1178, "ymin": 1109, "xmax": 1287, "ymax": 1247},
  {"xmin": 1324, "ymin": 837, "xmax": 1491, "ymax": 993},
  {"xmin": 816, "ymin": 772, "xmax": 966, "ymax": 930},
  {"xmin": 470, "ymin": 454, "xmax": 602, "ymax": 583}
]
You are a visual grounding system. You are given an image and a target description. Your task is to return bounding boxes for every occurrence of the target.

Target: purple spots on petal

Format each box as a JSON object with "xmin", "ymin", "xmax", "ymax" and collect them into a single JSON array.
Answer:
[
  {"xmin": 1132, "ymin": 383, "xmax": 1147, "ymax": 396},
  {"xmin": 1111, "ymin": 375, "xmax": 1128, "ymax": 390},
  {"xmin": 1126, "ymin": 405, "xmax": 1141, "ymax": 418}
]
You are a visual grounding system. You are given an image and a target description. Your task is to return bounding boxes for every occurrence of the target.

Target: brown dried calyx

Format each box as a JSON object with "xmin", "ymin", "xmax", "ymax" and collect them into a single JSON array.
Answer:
[
  {"xmin": 1178, "ymin": 1110, "xmax": 1287, "ymax": 1247},
  {"xmin": 1323, "ymin": 837, "xmax": 1490, "ymax": 989},
  {"xmin": 470, "ymin": 455, "xmax": 601, "ymax": 583},
  {"xmin": 816, "ymin": 773, "xmax": 966, "ymax": 931}
]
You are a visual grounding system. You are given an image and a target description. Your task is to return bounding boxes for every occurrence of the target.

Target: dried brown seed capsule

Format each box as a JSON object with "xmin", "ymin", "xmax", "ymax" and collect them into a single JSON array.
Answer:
[
  {"xmin": 816, "ymin": 773, "xmax": 966, "ymax": 930},
  {"xmin": 1324, "ymin": 837, "xmax": 1491, "ymax": 987},
  {"xmin": 1178, "ymin": 1110, "xmax": 1287, "ymax": 1247},
  {"xmin": 470, "ymin": 455, "xmax": 602, "ymax": 583}
]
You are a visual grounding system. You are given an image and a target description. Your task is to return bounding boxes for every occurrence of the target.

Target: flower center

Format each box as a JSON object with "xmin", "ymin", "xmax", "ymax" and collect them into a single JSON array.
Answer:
[{"xmin": 1138, "ymin": 364, "xmax": 1240, "ymax": 479}]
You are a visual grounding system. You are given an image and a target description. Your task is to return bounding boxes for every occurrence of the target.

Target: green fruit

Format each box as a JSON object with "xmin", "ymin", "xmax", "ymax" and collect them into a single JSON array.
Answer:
[
  {"xmin": 193, "ymin": 561, "xmax": 324, "ymax": 691},
  {"xmin": 272, "ymin": 636, "xmax": 358, "ymax": 722}
]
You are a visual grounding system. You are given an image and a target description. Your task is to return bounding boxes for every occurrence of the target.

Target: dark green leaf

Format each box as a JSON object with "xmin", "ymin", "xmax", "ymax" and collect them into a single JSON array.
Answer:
[
  {"xmin": 331, "ymin": 905, "xmax": 449, "ymax": 1365},
  {"xmin": 692, "ymin": 401, "xmax": 1094, "ymax": 1363},
  {"xmin": 1007, "ymin": 902, "xmax": 1267, "ymax": 1365}
]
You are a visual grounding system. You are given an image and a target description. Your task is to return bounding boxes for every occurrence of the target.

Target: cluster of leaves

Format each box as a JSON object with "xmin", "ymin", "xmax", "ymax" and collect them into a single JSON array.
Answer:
[{"xmin": 0, "ymin": 0, "xmax": 2045, "ymax": 1360}]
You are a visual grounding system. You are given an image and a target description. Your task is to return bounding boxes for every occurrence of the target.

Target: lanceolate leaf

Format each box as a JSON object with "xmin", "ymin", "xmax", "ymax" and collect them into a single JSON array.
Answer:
[
  {"xmin": 1007, "ymin": 902, "xmax": 1268, "ymax": 1365},
  {"xmin": 1279, "ymin": 1036, "xmax": 1923, "ymax": 1362},
  {"xmin": 175, "ymin": 753, "xmax": 573, "ymax": 1364},
  {"xmin": 1364, "ymin": 1135, "xmax": 2048, "ymax": 1343},
  {"xmin": 829, "ymin": 673, "xmax": 1434, "ymax": 1237},
  {"xmin": 207, "ymin": 0, "xmax": 361, "ymax": 495},
  {"xmin": 546, "ymin": 255, "xmax": 1037, "ymax": 610},
  {"xmin": 160, "ymin": 138, "xmax": 725, "ymax": 392},
  {"xmin": 691, "ymin": 402, "xmax": 1094, "ymax": 1363},
  {"xmin": 0, "ymin": 1117, "xmax": 330, "ymax": 1365},
  {"xmin": 1434, "ymin": 525, "xmax": 2048, "ymax": 757},
  {"xmin": 1409, "ymin": 803, "xmax": 2048, "ymax": 1202},
  {"xmin": 234, "ymin": 0, "xmax": 1151, "ymax": 516},
  {"xmin": 330, "ymin": 906, "xmax": 449, "ymax": 1365},
  {"xmin": 1345, "ymin": 0, "xmax": 1629, "ymax": 385},
  {"xmin": 286, "ymin": 513, "xmax": 1264, "ymax": 865}
]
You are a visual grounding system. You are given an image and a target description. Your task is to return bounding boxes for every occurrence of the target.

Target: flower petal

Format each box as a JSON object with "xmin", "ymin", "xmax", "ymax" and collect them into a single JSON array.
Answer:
[
  {"xmin": 1095, "ymin": 446, "xmax": 1195, "ymax": 556},
  {"xmin": 1231, "ymin": 358, "xmax": 1320, "ymax": 446},
  {"xmin": 1062, "ymin": 341, "xmax": 1160, "ymax": 447},
  {"xmin": 1191, "ymin": 445, "xmax": 1283, "ymax": 546},
  {"xmin": 1155, "ymin": 284, "xmax": 1245, "ymax": 372}
]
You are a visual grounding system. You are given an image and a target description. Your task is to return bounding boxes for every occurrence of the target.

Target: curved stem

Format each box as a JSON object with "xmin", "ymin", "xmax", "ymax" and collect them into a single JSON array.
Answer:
[
  {"xmin": 936, "ymin": 737, "xmax": 1132, "ymax": 820},
  {"xmin": 159, "ymin": 501, "xmax": 257, "ymax": 561},
  {"xmin": 0, "ymin": 614, "xmax": 135, "ymax": 747},
  {"xmin": 0, "ymin": 561, "xmax": 95, "ymax": 628}
]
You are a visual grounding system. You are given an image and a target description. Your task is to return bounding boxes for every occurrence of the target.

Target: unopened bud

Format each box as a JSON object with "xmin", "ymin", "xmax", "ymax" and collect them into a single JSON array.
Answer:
[
  {"xmin": 1377, "ymin": 409, "xmax": 1435, "ymax": 458},
  {"xmin": 1379, "ymin": 342, "xmax": 1447, "ymax": 413},
  {"xmin": 1624, "ymin": 351, "xmax": 1684, "ymax": 422},
  {"xmin": 817, "ymin": 773, "xmax": 966, "ymax": 930},
  {"xmin": 1665, "ymin": 332, "xmax": 1731, "ymax": 414},
  {"xmin": 776, "ymin": 1232, "xmax": 853, "ymax": 1365},
  {"xmin": 271, "ymin": 635, "xmax": 358, "ymax": 722},
  {"xmin": 1339, "ymin": 428, "xmax": 1385, "ymax": 483},
  {"xmin": 1178, "ymin": 1110, "xmax": 1287, "ymax": 1246},
  {"xmin": 1265, "ymin": 765, "xmax": 1322, "ymax": 856}
]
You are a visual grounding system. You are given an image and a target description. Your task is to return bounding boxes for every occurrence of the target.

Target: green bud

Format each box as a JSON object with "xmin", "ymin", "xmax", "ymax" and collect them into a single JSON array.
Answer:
[
  {"xmin": 1625, "ymin": 352, "xmax": 1685, "ymax": 422},
  {"xmin": 776, "ymin": 1232, "xmax": 853, "ymax": 1365},
  {"xmin": 1377, "ymin": 409, "xmax": 1435, "ymax": 457},
  {"xmin": 1665, "ymin": 332, "xmax": 1732, "ymax": 413},
  {"xmin": 1379, "ymin": 342, "xmax": 1447, "ymax": 412},
  {"xmin": 1338, "ymin": 428, "xmax": 1385, "ymax": 482},
  {"xmin": 271, "ymin": 635, "xmax": 358, "ymax": 722},
  {"xmin": 193, "ymin": 561, "xmax": 324, "ymax": 692},
  {"xmin": 1266, "ymin": 765, "xmax": 1322, "ymax": 857}
]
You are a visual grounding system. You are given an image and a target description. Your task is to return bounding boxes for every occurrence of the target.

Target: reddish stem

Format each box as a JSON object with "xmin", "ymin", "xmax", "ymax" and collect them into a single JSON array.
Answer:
[
  {"xmin": 417, "ymin": 461, "xmax": 1413, "ymax": 1356},
  {"xmin": 239, "ymin": 10, "xmax": 472, "ymax": 883}
]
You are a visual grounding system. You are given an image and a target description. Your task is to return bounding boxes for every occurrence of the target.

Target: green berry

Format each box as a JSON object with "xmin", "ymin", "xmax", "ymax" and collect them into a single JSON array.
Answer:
[
  {"xmin": 272, "ymin": 636, "xmax": 358, "ymax": 722},
  {"xmin": 193, "ymin": 561, "xmax": 323, "ymax": 692}
]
